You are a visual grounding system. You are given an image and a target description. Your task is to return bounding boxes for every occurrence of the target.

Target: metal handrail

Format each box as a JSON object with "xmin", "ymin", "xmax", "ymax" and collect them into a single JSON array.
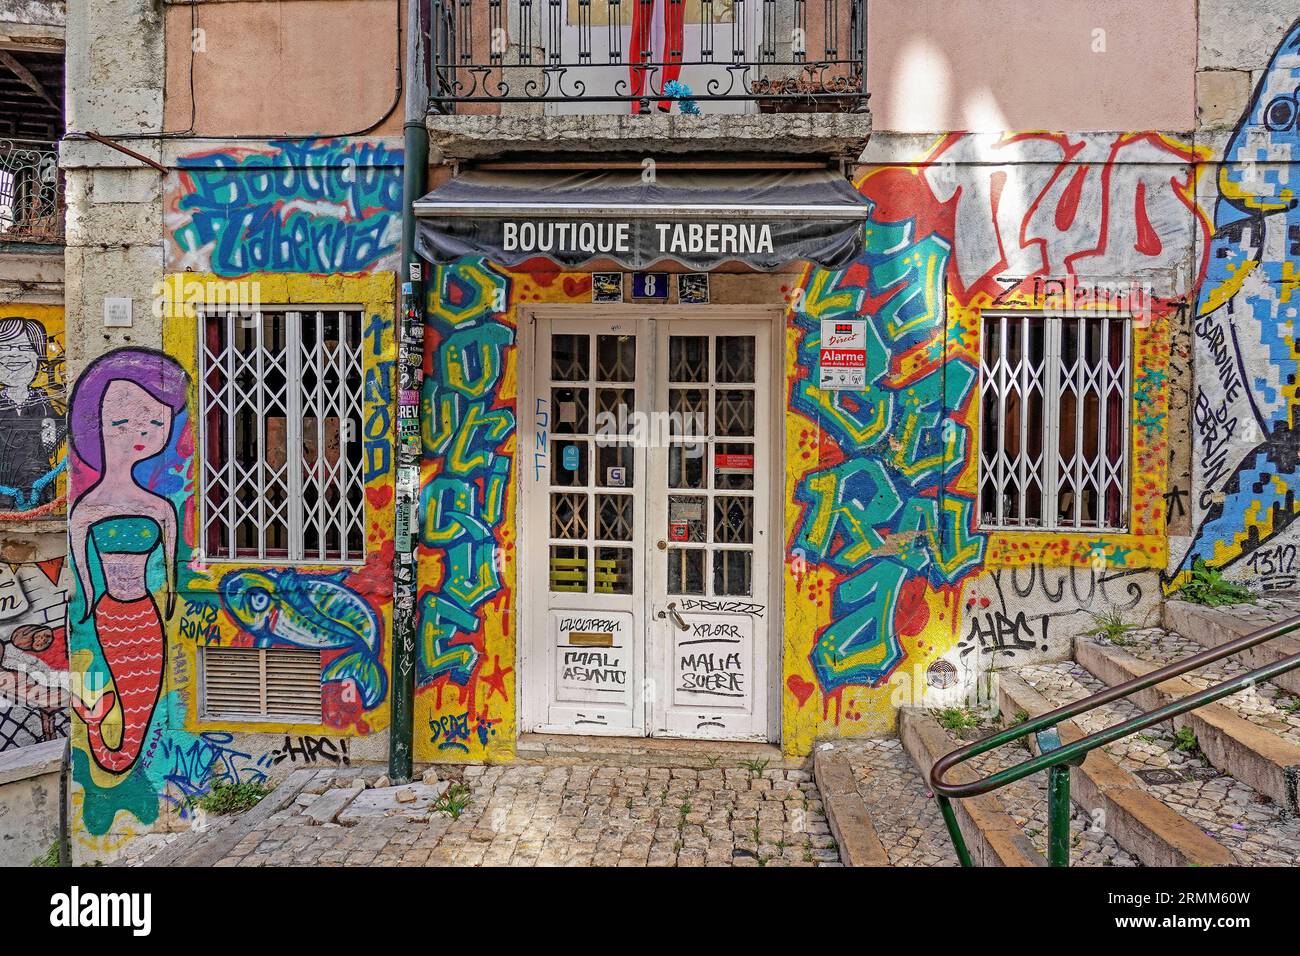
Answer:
[{"xmin": 929, "ymin": 609, "xmax": 1300, "ymax": 866}]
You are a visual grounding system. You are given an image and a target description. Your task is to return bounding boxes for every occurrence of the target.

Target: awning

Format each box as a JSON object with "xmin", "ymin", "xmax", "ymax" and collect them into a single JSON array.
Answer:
[{"xmin": 414, "ymin": 167, "xmax": 870, "ymax": 271}]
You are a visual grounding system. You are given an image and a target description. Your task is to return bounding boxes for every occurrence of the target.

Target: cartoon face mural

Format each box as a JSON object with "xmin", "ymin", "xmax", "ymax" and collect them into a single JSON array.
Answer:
[
  {"xmin": 0, "ymin": 559, "xmax": 70, "ymax": 751},
  {"xmin": 164, "ymin": 138, "xmax": 403, "ymax": 277},
  {"xmin": 69, "ymin": 350, "xmax": 188, "ymax": 775},
  {"xmin": 1174, "ymin": 17, "xmax": 1300, "ymax": 590},
  {"xmin": 0, "ymin": 307, "xmax": 67, "ymax": 517}
]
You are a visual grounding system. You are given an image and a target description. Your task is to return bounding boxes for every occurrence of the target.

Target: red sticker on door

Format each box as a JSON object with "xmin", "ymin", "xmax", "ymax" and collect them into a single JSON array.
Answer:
[
  {"xmin": 715, "ymin": 453, "xmax": 754, "ymax": 472},
  {"xmin": 669, "ymin": 521, "xmax": 690, "ymax": 542}
]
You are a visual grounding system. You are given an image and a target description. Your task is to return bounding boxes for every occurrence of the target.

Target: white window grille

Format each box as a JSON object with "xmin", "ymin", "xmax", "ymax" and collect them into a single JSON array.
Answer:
[
  {"xmin": 978, "ymin": 313, "xmax": 1131, "ymax": 531},
  {"xmin": 199, "ymin": 309, "xmax": 367, "ymax": 562},
  {"xmin": 201, "ymin": 646, "xmax": 322, "ymax": 721}
]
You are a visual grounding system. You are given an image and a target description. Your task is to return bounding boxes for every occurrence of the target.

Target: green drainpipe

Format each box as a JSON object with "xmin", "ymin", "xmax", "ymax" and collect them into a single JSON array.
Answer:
[{"xmin": 389, "ymin": 0, "xmax": 430, "ymax": 784}]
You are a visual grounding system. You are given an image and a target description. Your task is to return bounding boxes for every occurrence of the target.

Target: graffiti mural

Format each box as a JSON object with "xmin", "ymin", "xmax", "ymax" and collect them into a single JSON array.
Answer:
[
  {"xmin": 220, "ymin": 568, "xmax": 387, "ymax": 708},
  {"xmin": 0, "ymin": 305, "xmax": 66, "ymax": 518},
  {"xmin": 70, "ymin": 275, "xmax": 396, "ymax": 858},
  {"xmin": 782, "ymin": 129, "xmax": 1206, "ymax": 751},
  {"xmin": 417, "ymin": 260, "xmax": 515, "ymax": 758},
  {"xmin": 164, "ymin": 138, "xmax": 403, "ymax": 277},
  {"xmin": 69, "ymin": 349, "xmax": 187, "ymax": 775},
  {"xmin": 0, "ymin": 559, "xmax": 70, "ymax": 750},
  {"xmin": 1173, "ymin": 18, "xmax": 1300, "ymax": 589}
]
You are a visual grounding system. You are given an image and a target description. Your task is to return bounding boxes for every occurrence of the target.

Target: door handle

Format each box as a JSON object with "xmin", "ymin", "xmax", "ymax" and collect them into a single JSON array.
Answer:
[{"xmin": 666, "ymin": 602, "xmax": 689, "ymax": 631}]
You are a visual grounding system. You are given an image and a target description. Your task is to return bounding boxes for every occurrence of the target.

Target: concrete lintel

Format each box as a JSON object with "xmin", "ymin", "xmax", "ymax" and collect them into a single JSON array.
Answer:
[
  {"xmin": 427, "ymin": 112, "xmax": 872, "ymax": 163},
  {"xmin": 0, "ymin": 737, "xmax": 65, "ymax": 787}
]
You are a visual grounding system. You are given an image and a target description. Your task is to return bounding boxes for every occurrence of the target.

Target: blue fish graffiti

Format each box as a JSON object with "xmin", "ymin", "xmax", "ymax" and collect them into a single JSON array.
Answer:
[{"xmin": 219, "ymin": 568, "xmax": 387, "ymax": 708}]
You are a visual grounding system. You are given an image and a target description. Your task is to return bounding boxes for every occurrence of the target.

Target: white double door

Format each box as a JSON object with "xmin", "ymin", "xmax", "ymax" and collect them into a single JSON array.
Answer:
[{"xmin": 524, "ymin": 312, "xmax": 775, "ymax": 740}]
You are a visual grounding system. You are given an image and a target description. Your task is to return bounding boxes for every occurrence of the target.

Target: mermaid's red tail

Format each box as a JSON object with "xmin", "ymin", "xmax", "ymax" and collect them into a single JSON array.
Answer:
[{"xmin": 74, "ymin": 594, "xmax": 164, "ymax": 774}]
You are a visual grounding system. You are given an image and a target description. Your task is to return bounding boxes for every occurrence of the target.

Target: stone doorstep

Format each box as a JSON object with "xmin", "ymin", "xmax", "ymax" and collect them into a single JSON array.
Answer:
[
  {"xmin": 1163, "ymin": 600, "xmax": 1300, "ymax": 696},
  {"xmin": 515, "ymin": 732, "xmax": 799, "ymax": 769},
  {"xmin": 812, "ymin": 748, "xmax": 889, "ymax": 866},
  {"xmin": 995, "ymin": 673, "xmax": 1236, "ymax": 868},
  {"xmin": 896, "ymin": 708, "xmax": 1045, "ymax": 867},
  {"xmin": 1075, "ymin": 635, "xmax": 1300, "ymax": 814}
]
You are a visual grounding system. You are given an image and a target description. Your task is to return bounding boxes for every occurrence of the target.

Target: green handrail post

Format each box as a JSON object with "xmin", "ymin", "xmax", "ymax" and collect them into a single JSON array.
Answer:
[
  {"xmin": 1047, "ymin": 764, "xmax": 1071, "ymax": 868},
  {"xmin": 936, "ymin": 795, "xmax": 973, "ymax": 867}
]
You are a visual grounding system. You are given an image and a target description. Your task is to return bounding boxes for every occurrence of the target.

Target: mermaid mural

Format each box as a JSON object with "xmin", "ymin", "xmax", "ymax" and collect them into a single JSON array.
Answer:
[{"xmin": 69, "ymin": 349, "xmax": 188, "ymax": 774}]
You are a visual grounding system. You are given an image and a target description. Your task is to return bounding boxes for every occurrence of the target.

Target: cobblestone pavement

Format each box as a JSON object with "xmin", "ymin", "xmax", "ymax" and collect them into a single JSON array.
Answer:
[
  {"xmin": 1016, "ymin": 661, "xmax": 1300, "ymax": 866},
  {"xmin": 835, "ymin": 738, "xmax": 957, "ymax": 866},
  {"xmin": 1087, "ymin": 629, "xmax": 1300, "ymax": 748},
  {"xmin": 138, "ymin": 762, "xmax": 843, "ymax": 867}
]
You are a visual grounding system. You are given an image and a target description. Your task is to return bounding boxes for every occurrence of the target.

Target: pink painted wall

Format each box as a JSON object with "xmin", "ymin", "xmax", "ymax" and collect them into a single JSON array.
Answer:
[
  {"xmin": 163, "ymin": 0, "xmax": 403, "ymax": 138},
  {"xmin": 867, "ymin": 0, "xmax": 1196, "ymax": 132}
]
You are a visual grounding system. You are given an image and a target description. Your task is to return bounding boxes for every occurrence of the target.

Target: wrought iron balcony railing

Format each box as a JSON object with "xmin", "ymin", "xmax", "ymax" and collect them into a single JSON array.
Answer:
[
  {"xmin": 430, "ymin": 0, "xmax": 868, "ymax": 113},
  {"xmin": 0, "ymin": 140, "xmax": 63, "ymax": 246}
]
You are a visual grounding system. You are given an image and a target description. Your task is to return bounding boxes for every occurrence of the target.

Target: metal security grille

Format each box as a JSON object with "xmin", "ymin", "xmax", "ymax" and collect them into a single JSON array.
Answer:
[
  {"xmin": 978, "ymin": 314, "xmax": 1130, "ymax": 532},
  {"xmin": 199, "ymin": 309, "xmax": 367, "ymax": 562},
  {"xmin": 201, "ymin": 646, "xmax": 322, "ymax": 721}
]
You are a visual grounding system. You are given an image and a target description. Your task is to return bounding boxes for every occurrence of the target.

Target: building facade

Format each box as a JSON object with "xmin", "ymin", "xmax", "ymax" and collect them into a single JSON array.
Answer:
[{"xmin": 55, "ymin": 0, "xmax": 1300, "ymax": 861}]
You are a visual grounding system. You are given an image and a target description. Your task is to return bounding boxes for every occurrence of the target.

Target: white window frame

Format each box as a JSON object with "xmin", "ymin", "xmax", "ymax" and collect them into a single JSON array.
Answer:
[
  {"xmin": 197, "ymin": 306, "xmax": 368, "ymax": 565},
  {"xmin": 978, "ymin": 311, "xmax": 1132, "ymax": 533}
]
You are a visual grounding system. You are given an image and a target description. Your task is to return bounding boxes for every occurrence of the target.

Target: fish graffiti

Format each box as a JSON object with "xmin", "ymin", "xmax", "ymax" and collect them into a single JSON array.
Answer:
[{"xmin": 220, "ymin": 568, "xmax": 388, "ymax": 709}]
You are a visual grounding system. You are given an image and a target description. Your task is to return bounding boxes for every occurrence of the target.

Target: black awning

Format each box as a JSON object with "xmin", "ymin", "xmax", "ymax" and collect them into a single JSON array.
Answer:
[{"xmin": 414, "ymin": 167, "xmax": 870, "ymax": 271}]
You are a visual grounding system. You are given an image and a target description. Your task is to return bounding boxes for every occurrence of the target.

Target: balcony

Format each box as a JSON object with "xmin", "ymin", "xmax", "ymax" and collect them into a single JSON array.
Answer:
[
  {"xmin": 0, "ymin": 140, "xmax": 63, "ymax": 246},
  {"xmin": 427, "ymin": 1, "xmax": 871, "ymax": 162}
]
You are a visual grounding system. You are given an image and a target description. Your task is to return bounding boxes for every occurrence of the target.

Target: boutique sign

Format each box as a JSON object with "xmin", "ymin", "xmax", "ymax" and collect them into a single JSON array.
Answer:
[{"xmin": 414, "ymin": 168, "xmax": 872, "ymax": 272}]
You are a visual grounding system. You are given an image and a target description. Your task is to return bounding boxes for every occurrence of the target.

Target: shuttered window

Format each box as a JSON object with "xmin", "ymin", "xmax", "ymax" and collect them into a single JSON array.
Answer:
[
  {"xmin": 978, "ymin": 313, "xmax": 1131, "ymax": 531},
  {"xmin": 201, "ymin": 646, "xmax": 322, "ymax": 721},
  {"xmin": 198, "ymin": 308, "xmax": 367, "ymax": 563}
]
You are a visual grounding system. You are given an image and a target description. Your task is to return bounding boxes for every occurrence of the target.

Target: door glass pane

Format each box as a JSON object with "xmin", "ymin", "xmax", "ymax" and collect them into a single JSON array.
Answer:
[
  {"xmin": 550, "ymin": 492, "xmax": 588, "ymax": 539},
  {"xmin": 597, "ymin": 334, "xmax": 636, "ymax": 382},
  {"xmin": 669, "ymin": 444, "xmax": 705, "ymax": 489},
  {"xmin": 714, "ymin": 496, "xmax": 753, "ymax": 544},
  {"xmin": 595, "ymin": 387, "xmax": 634, "ymax": 435},
  {"xmin": 715, "ymin": 336, "xmax": 756, "ymax": 383},
  {"xmin": 552, "ymin": 440, "xmax": 588, "ymax": 486},
  {"xmin": 713, "ymin": 550, "xmax": 753, "ymax": 596},
  {"xmin": 550, "ymin": 545, "xmax": 587, "ymax": 593},
  {"xmin": 668, "ymin": 495, "xmax": 707, "ymax": 543},
  {"xmin": 715, "ymin": 390, "xmax": 754, "ymax": 436},
  {"xmin": 595, "ymin": 547, "xmax": 633, "ymax": 594},
  {"xmin": 669, "ymin": 388, "xmax": 708, "ymax": 436},
  {"xmin": 669, "ymin": 336, "xmax": 708, "ymax": 382},
  {"xmin": 596, "ymin": 443, "xmax": 635, "ymax": 487},
  {"xmin": 667, "ymin": 548, "xmax": 705, "ymax": 594},
  {"xmin": 596, "ymin": 494, "xmax": 633, "ymax": 541},
  {"xmin": 551, "ymin": 334, "xmax": 589, "ymax": 380},
  {"xmin": 714, "ymin": 442, "xmax": 754, "ymax": 490},
  {"xmin": 552, "ymin": 386, "xmax": 589, "ymax": 434}
]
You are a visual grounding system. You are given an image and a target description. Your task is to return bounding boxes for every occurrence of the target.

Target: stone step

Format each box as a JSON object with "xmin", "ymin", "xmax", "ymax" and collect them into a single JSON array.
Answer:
[
  {"xmin": 901, "ymin": 707, "xmax": 1139, "ymax": 867},
  {"xmin": 516, "ymin": 732, "xmax": 792, "ymax": 769},
  {"xmin": 814, "ymin": 737, "xmax": 955, "ymax": 866},
  {"xmin": 1163, "ymin": 592, "xmax": 1300, "ymax": 696},
  {"xmin": 1075, "ymin": 631, "xmax": 1300, "ymax": 811},
  {"xmin": 1008, "ymin": 661, "xmax": 1300, "ymax": 866},
  {"xmin": 897, "ymin": 708, "xmax": 1045, "ymax": 866}
]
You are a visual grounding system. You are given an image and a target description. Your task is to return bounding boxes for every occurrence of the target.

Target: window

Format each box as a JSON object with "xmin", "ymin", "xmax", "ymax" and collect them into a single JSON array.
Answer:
[
  {"xmin": 201, "ymin": 646, "xmax": 322, "ymax": 721},
  {"xmin": 978, "ymin": 313, "xmax": 1130, "ymax": 531},
  {"xmin": 199, "ymin": 309, "xmax": 366, "ymax": 562}
]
